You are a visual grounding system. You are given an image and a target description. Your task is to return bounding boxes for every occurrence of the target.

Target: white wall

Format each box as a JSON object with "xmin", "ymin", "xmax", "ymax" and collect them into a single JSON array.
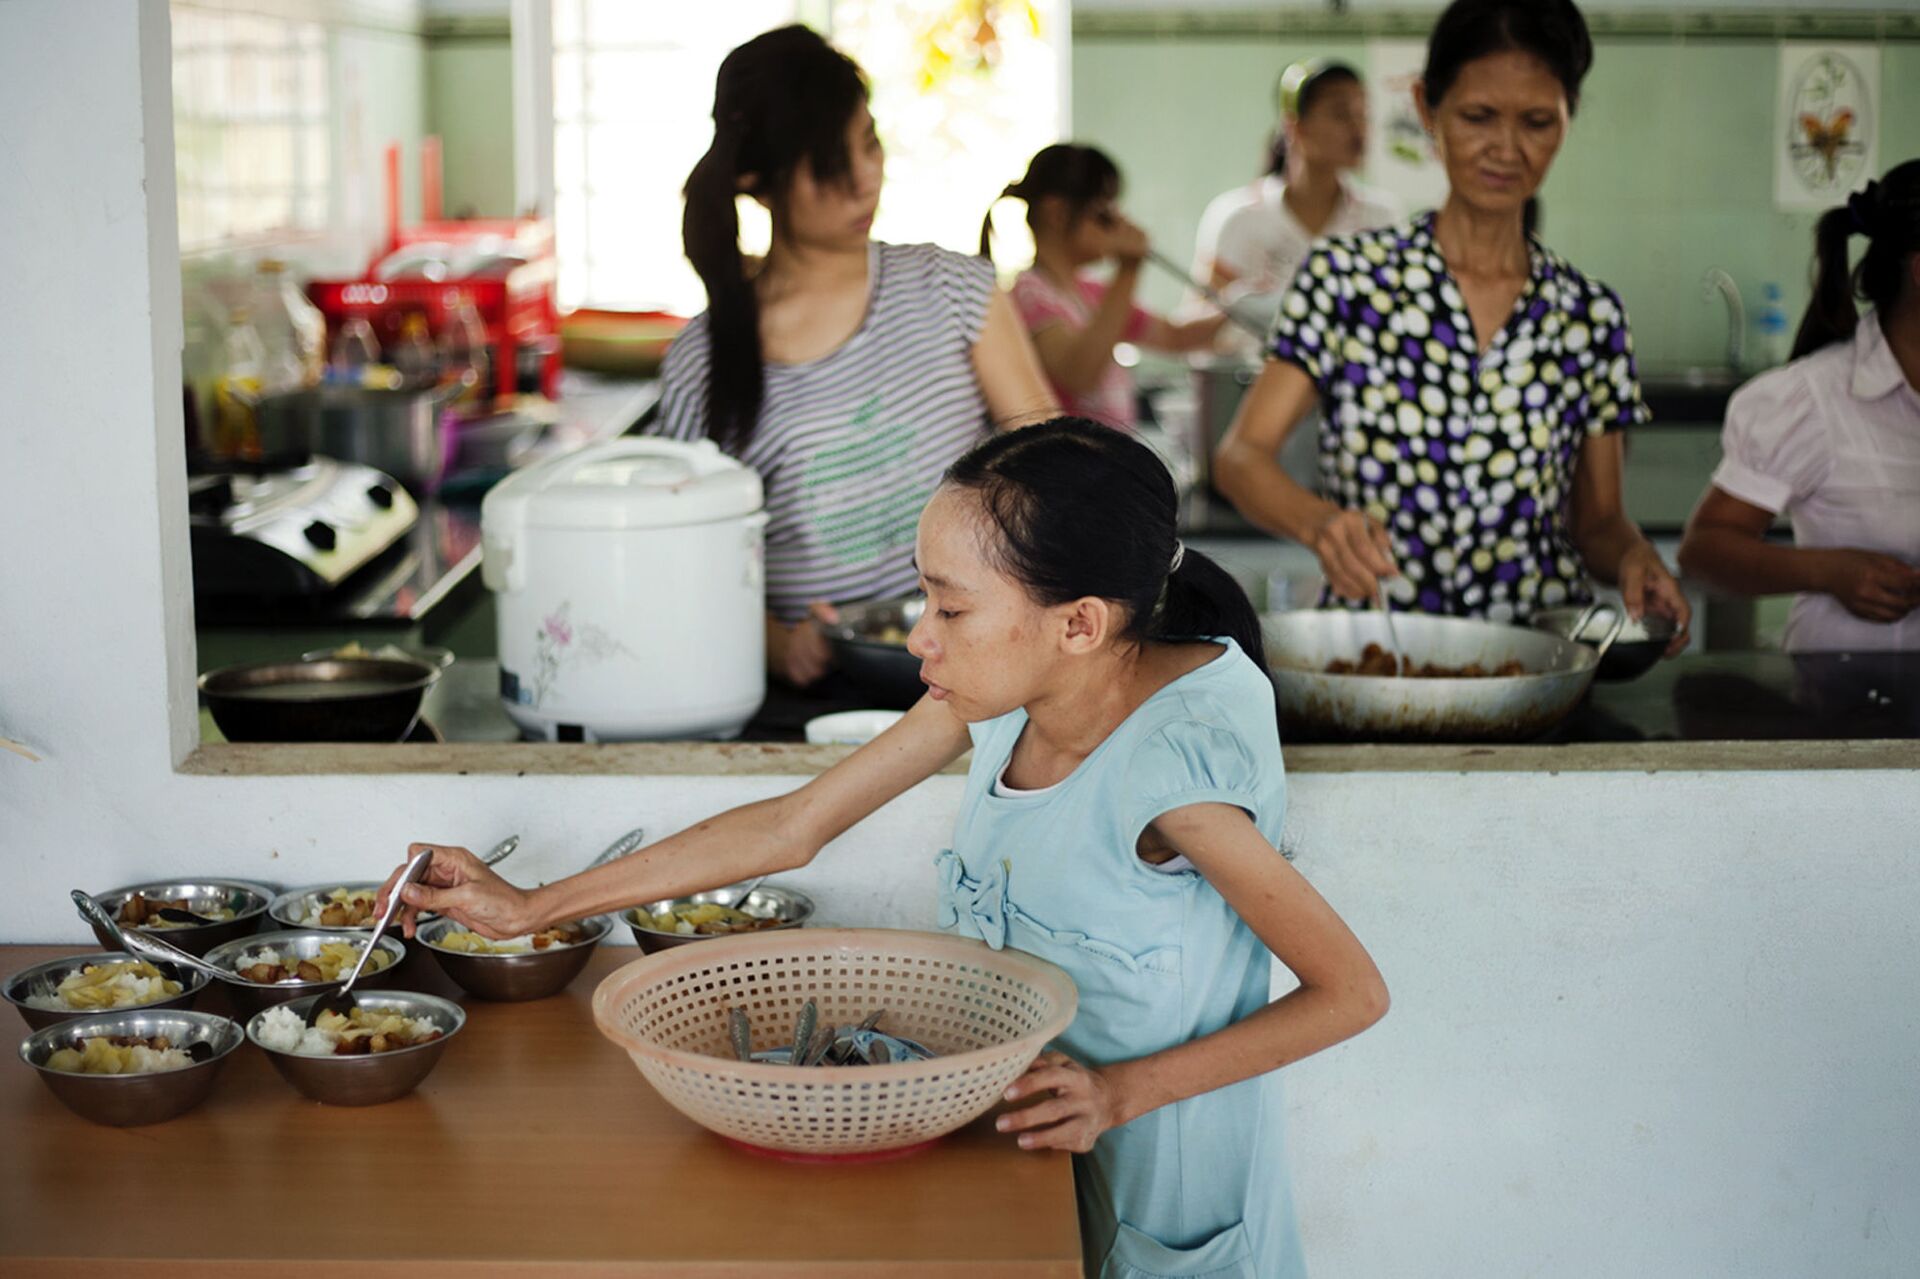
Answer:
[{"xmin": 3, "ymin": 5, "xmax": 1918, "ymax": 1276}]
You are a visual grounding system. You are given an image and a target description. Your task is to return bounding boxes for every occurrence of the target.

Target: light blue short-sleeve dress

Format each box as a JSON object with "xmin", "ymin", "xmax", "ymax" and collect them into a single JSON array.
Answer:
[{"xmin": 935, "ymin": 639, "xmax": 1306, "ymax": 1279}]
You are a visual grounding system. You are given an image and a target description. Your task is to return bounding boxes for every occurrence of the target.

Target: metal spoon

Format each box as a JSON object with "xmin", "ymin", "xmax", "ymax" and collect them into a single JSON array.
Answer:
[
  {"xmin": 69, "ymin": 890, "xmax": 249, "ymax": 986},
  {"xmin": 306, "ymin": 849, "xmax": 433, "ymax": 1027},
  {"xmin": 1376, "ymin": 579, "xmax": 1407, "ymax": 677},
  {"xmin": 728, "ymin": 1007, "xmax": 753, "ymax": 1063},
  {"xmin": 481, "ymin": 834, "xmax": 520, "ymax": 867},
  {"xmin": 153, "ymin": 906, "xmax": 224, "ymax": 927},
  {"xmin": 586, "ymin": 827, "xmax": 647, "ymax": 870},
  {"xmin": 717, "ymin": 875, "xmax": 766, "ymax": 911}
]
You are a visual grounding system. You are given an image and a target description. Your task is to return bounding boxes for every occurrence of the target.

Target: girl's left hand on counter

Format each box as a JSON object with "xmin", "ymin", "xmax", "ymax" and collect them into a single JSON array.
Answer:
[
  {"xmin": 997, "ymin": 1050, "xmax": 1127, "ymax": 1153},
  {"xmin": 1618, "ymin": 542, "xmax": 1692, "ymax": 657}
]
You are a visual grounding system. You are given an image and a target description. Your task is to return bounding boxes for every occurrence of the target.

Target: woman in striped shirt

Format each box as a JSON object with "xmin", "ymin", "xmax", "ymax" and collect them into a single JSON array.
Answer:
[{"xmin": 653, "ymin": 25, "xmax": 1056, "ymax": 687}]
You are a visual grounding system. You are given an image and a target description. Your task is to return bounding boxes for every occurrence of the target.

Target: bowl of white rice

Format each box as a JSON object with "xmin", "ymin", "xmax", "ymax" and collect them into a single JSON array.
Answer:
[
  {"xmin": 248, "ymin": 990, "xmax": 464, "ymax": 1106},
  {"xmin": 19, "ymin": 1009, "xmax": 244, "ymax": 1126},
  {"xmin": 5, "ymin": 952, "xmax": 208, "ymax": 1031},
  {"xmin": 202, "ymin": 929, "xmax": 406, "ymax": 1019}
]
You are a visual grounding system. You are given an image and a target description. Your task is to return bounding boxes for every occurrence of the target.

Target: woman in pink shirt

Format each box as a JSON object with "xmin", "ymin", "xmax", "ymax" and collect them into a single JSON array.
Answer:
[
  {"xmin": 1680, "ymin": 161, "xmax": 1920, "ymax": 651},
  {"xmin": 984, "ymin": 145, "xmax": 1231, "ymax": 430}
]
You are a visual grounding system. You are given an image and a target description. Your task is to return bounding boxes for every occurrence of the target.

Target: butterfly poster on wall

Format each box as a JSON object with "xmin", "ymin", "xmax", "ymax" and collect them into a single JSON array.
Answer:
[{"xmin": 1774, "ymin": 43, "xmax": 1880, "ymax": 212}]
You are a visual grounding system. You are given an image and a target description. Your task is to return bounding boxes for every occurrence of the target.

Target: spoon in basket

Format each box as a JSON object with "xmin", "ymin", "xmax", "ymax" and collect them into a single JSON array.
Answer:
[{"xmin": 306, "ymin": 848, "xmax": 433, "ymax": 1027}]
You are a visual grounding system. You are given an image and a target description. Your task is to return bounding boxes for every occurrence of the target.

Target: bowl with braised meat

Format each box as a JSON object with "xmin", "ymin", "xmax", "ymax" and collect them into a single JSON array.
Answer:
[
  {"xmin": 267, "ymin": 882, "xmax": 404, "ymax": 932},
  {"xmin": 247, "ymin": 990, "xmax": 464, "ymax": 1106},
  {"xmin": 418, "ymin": 915, "xmax": 611, "ymax": 1002},
  {"xmin": 85, "ymin": 879, "xmax": 275, "ymax": 956},
  {"xmin": 202, "ymin": 929, "xmax": 406, "ymax": 1018},
  {"xmin": 623, "ymin": 884, "xmax": 814, "ymax": 954},
  {"xmin": 19, "ymin": 1009, "xmax": 245, "ymax": 1126}
]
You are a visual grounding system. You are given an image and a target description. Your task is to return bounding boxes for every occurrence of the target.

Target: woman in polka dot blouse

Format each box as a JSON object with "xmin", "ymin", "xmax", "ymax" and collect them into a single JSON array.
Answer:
[{"xmin": 1214, "ymin": 0, "xmax": 1690, "ymax": 639}]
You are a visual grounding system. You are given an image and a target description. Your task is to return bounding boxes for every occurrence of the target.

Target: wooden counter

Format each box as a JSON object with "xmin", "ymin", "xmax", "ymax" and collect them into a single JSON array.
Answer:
[{"xmin": 0, "ymin": 944, "xmax": 1082, "ymax": 1277}]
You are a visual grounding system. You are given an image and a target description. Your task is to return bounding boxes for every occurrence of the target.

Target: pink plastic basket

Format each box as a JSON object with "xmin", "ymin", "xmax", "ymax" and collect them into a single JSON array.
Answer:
[{"xmin": 592, "ymin": 928, "xmax": 1078, "ymax": 1157}]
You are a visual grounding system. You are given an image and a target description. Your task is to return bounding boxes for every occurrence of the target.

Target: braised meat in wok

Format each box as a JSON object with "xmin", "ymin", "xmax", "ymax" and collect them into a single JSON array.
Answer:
[{"xmin": 1325, "ymin": 643, "xmax": 1528, "ymax": 679}]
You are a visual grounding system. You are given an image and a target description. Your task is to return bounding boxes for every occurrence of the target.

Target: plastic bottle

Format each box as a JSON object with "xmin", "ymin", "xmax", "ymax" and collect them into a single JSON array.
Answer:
[
  {"xmin": 213, "ymin": 311, "xmax": 267, "ymax": 460},
  {"xmin": 1754, "ymin": 283, "xmax": 1792, "ymax": 369},
  {"xmin": 327, "ymin": 317, "xmax": 380, "ymax": 382},
  {"xmin": 438, "ymin": 295, "xmax": 492, "ymax": 409},
  {"xmin": 391, "ymin": 311, "xmax": 438, "ymax": 387},
  {"xmin": 252, "ymin": 259, "xmax": 327, "ymax": 388},
  {"xmin": 180, "ymin": 277, "xmax": 229, "ymax": 451}
]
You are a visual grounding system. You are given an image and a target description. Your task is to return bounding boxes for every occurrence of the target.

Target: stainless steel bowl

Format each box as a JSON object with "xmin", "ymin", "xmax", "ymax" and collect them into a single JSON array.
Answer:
[
  {"xmin": 623, "ymin": 884, "xmax": 815, "ymax": 955},
  {"xmin": 5, "ymin": 951, "xmax": 208, "ymax": 1031},
  {"xmin": 247, "ymin": 990, "xmax": 464, "ymax": 1106},
  {"xmin": 268, "ymin": 881, "xmax": 409, "ymax": 932},
  {"xmin": 85, "ymin": 878, "xmax": 276, "ymax": 956},
  {"xmin": 202, "ymin": 929, "xmax": 406, "ymax": 1019},
  {"xmin": 1532, "ymin": 604, "xmax": 1672, "ymax": 682},
  {"xmin": 1264, "ymin": 610, "xmax": 1601, "ymax": 743},
  {"xmin": 822, "ymin": 598, "xmax": 925, "ymax": 709},
  {"xmin": 418, "ymin": 915, "xmax": 610, "ymax": 1002},
  {"xmin": 20, "ymin": 1009, "xmax": 244, "ymax": 1126}
]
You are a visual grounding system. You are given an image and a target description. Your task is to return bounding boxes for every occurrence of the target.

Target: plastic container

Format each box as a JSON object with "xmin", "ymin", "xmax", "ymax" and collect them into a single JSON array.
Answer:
[
  {"xmin": 592, "ymin": 929, "xmax": 1078, "ymax": 1158},
  {"xmin": 1754, "ymin": 282, "xmax": 1792, "ymax": 369},
  {"xmin": 213, "ymin": 313, "xmax": 266, "ymax": 459}
]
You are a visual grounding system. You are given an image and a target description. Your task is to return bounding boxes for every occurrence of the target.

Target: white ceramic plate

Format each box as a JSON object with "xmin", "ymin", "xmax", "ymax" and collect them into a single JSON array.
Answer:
[{"xmin": 803, "ymin": 710, "xmax": 905, "ymax": 746}]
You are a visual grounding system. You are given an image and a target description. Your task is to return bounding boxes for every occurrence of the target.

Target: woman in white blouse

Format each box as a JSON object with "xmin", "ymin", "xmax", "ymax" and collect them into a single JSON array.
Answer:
[
  {"xmin": 1187, "ymin": 60, "xmax": 1400, "ymax": 357},
  {"xmin": 1680, "ymin": 161, "xmax": 1920, "ymax": 651}
]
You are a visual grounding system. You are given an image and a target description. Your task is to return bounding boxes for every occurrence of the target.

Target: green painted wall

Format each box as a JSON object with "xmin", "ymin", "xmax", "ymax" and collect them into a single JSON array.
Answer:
[
  {"xmin": 426, "ymin": 36, "xmax": 516, "ymax": 219},
  {"xmin": 1074, "ymin": 35, "xmax": 1920, "ymax": 371}
]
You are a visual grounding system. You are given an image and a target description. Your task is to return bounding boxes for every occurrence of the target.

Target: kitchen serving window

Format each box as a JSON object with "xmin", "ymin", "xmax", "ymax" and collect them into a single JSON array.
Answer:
[{"xmin": 171, "ymin": 3, "xmax": 330, "ymax": 251}]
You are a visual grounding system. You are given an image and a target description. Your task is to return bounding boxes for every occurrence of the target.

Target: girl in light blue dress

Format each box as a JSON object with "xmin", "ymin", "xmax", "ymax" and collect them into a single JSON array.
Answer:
[{"xmin": 389, "ymin": 419, "xmax": 1389, "ymax": 1278}]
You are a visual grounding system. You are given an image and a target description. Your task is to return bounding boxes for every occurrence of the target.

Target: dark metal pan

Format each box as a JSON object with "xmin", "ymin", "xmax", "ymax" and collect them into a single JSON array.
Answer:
[{"xmin": 198, "ymin": 657, "xmax": 440, "ymax": 742}]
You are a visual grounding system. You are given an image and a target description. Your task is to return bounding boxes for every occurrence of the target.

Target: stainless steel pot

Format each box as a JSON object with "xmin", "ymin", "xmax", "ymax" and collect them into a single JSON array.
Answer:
[
  {"xmin": 1189, "ymin": 356, "xmax": 1319, "ymax": 499},
  {"xmin": 1263, "ymin": 610, "xmax": 1604, "ymax": 742},
  {"xmin": 316, "ymin": 381, "xmax": 463, "ymax": 491}
]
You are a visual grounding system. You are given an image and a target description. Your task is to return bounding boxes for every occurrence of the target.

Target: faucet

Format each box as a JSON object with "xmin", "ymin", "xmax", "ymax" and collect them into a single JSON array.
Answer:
[{"xmin": 1701, "ymin": 267, "xmax": 1744, "ymax": 372}]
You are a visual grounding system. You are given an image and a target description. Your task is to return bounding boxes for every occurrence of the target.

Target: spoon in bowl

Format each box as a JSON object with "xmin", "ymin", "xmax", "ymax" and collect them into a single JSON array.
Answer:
[
  {"xmin": 69, "ymin": 890, "xmax": 250, "ymax": 986},
  {"xmin": 306, "ymin": 849, "xmax": 433, "ymax": 1027}
]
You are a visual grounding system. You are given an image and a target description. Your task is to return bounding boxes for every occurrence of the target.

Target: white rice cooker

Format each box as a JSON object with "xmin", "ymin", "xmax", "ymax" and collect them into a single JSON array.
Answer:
[{"xmin": 481, "ymin": 437, "xmax": 768, "ymax": 740}]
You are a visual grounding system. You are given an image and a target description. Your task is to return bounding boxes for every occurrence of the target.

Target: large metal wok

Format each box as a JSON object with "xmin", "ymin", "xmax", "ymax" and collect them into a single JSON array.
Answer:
[{"xmin": 1263, "ymin": 610, "xmax": 1611, "ymax": 743}]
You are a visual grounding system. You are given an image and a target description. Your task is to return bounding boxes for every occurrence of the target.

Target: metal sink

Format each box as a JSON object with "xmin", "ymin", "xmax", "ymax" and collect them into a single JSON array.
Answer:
[{"xmin": 1639, "ymin": 365, "xmax": 1747, "ymax": 425}]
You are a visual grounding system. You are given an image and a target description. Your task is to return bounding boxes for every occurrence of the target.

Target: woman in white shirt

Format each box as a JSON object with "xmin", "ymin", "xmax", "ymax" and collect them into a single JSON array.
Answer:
[
  {"xmin": 1189, "ymin": 60, "xmax": 1400, "ymax": 355},
  {"xmin": 1680, "ymin": 161, "xmax": 1920, "ymax": 651}
]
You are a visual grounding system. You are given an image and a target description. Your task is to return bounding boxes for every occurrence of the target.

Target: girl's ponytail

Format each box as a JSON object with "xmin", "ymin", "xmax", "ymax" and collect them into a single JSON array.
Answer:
[
  {"xmin": 1790, "ymin": 162, "xmax": 1920, "ymax": 362},
  {"xmin": 1789, "ymin": 206, "xmax": 1861, "ymax": 361},
  {"xmin": 978, "ymin": 181, "xmax": 1024, "ymax": 258},
  {"xmin": 683, "ymin": 121, "xmax": 760, "ymax": 452},
  {"xmin": 1152, "ymin": 545, "xmax": 1271, "ymax": 679},
  {"xmin": 679, "ymin": 25, "xmax": 869, "ymax": 453}
]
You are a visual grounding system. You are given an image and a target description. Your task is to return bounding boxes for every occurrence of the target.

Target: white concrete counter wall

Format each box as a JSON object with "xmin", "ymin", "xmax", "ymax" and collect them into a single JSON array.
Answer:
[{"xmin": 3, "ymin": 5, "xmax": 1916, "ymax": 1275}]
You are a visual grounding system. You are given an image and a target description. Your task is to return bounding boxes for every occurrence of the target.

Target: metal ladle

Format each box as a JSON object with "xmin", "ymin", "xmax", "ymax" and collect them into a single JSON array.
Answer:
[{"xmin": 1144, "ymin": 247, "xmax": 1271, "ymax": 340}]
